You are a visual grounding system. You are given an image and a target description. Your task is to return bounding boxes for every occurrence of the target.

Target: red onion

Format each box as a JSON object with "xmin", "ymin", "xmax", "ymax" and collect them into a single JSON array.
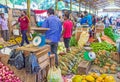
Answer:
[{"xmin": 0, "ymin": 62, "xmax": 21, "ymax": 82}]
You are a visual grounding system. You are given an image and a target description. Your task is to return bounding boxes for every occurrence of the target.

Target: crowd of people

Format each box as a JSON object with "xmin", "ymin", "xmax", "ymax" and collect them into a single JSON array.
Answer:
[
  {"xmin": 1, "ymin": 8, "xmax": 120, "ymax": 67},
  {"xmin": 74, "ymin": 12, "xmax": 120, "ymax": 29},
  {"xmin": 42, "ymin": 9, "xmax": 120, "ymax": 67}
]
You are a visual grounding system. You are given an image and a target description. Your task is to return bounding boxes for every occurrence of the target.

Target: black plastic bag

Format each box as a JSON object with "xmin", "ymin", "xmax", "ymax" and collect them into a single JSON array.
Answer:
[{"xmin": 8, "ymin": 50, "xmax": 25, "ymax": 70}]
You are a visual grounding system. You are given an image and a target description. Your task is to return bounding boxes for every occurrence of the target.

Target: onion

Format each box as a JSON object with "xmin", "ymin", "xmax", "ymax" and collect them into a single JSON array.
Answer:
[{"xmin": 0, "ymin": 62, "xmax": 21, "ymax": 82}]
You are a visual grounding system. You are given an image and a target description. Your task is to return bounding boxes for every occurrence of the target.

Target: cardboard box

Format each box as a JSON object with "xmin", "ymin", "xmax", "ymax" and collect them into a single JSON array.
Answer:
[
  {"xmin": 78, "ymin": 60, "xmax": 91, "ymax": 74},
  {"xmin": 75, "ymin": 28, "xmax": 89, "ymax": 41},
  {"xmin": 111, "ymin": 52, "xmax": 120, "ymax": 63}
]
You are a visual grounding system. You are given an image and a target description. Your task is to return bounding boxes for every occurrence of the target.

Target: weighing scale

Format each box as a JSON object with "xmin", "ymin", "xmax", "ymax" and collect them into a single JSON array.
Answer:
[
  {"xmin": 31, "ymin": 27, "xmax": 49, "ymax": 47},
  {"xmin": 84, "ymin": 44, "xmax": 96, "ymax": 61}
]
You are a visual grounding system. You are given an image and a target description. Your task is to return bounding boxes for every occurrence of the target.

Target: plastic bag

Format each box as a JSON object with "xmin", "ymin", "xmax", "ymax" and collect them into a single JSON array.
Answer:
[
  {"xmin": 13, "ymin": 29, "xmax": 20, "ymax": 36},
  {"xmin": 47, "ymin": 66, "xmax": 63, "ymax": 82},
  {"xmin": 8, "ymin": 50, "xmax": 25, "ymax": 70},
  {"xmin": 78, "ymin": 31, "xmax": 89, "ymax": 49}
]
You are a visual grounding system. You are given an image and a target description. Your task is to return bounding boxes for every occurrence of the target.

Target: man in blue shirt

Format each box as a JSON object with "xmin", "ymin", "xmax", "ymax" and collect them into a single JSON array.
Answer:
[
  {"xmin": 42, "ymin": 8, "xmax": 62, "ymax": 67},
  {"xmin": 84, "ymin": 11, "xmax": 92, "ymax": 27},
  {"xmin": 80, "ymin": 14, "xmax": 87, "ymax": 25}
]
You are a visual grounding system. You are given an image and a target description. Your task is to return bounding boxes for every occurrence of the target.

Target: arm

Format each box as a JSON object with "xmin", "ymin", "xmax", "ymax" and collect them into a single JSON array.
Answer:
[
  {"xmin": 42, "ymin": 19, "xmax": 48, "ymax": 28},
  {"xmin": 13, "ymin": 21, "xmax": 18, "ymax": 27},
  {"xmin": 61, "ymin": 22, "xmax": 66, "ymax": 37},
  {"xmin": 13, "ymin": 17, "xmax": 19, "ymax": 27}
]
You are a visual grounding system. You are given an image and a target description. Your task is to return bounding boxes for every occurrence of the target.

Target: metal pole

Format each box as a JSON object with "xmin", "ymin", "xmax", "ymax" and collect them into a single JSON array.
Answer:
[
  {"xmin": 85, "ymin": 2, "xmax": 87, "ymax": 11},
  {"xmin": 70, "ymin": 0, "xmax": 72, "ymax": 11},
  {"xmin": 55, "ymin": 0, "xmax": 58, "ymax": 10},
  {"xmin": 79, "ymin": 0, "xmax": 81, "ymax": 13},
  {"xmin": 5, "ymin": 0, "xmax": 7, "ymax": 6}
]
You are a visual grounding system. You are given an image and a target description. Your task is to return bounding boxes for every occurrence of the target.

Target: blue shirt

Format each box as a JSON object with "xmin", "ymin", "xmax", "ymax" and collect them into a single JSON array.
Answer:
[
  {"xmin": 86, "ymin": 14, "xmax": 92, "ymax": 27},
  {"xmin": 42, "ymin": 15, "xmax": 62, "ymax": 43},
  {"xmin": 80, "ymin": 17, "xmax": 87, "ymax": 25}
]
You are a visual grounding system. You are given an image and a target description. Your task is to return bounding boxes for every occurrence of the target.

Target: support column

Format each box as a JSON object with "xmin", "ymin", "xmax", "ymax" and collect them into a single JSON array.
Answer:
[
  {"xmin": 79, "ymin": 0, "xmax": 81, "ymax": 13},
  {"xmin": 55, "ymin": 0, "xmax": 58, "ymax": 10},
  {"xmin": 27, "ymin": 0, "xmax": 31, "ymax": 32},
  {"xmin": 70, "ymin": 0, "xmax": 72, "ymax": 11},
  {"xmin": 5, "ymin": 0, "xmax": 8, "ymax": 6}
]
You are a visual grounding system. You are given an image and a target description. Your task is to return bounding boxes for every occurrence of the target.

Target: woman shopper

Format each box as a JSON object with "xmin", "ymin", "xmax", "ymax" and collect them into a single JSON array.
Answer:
[
  {"xmin": 62, "ymin": 13, "xmax": 73, "ymax": 52},
  {"xmin": 13, "ymin": 11, "xmax": 30, "ymax": 46}
]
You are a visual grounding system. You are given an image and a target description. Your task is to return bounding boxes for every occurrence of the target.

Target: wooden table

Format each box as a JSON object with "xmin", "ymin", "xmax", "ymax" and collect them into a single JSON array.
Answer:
[
  {"xmin": 0, "ymin": 45, "xmax": 51, "ymax": 82},
  {"xmin": 31, "ymin": 27, "xmax": 49, "ymax": 33}
]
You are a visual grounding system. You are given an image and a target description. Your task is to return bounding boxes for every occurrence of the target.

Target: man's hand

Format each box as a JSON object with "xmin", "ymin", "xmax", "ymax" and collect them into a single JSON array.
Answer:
[{"xmin": 60, "ymin": 37, "xmax": 63, "ymax": 42}]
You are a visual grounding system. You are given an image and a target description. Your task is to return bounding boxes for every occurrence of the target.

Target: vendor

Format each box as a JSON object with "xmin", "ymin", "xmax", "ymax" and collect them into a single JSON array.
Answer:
[
  {"xmin": 84, "ymin": 11, "xmax": 92, "ymax": 27},
  {"xmin": 42, "ymin": 8, "xmax": 62, "ymax": 67},
  {"xmin": 13, "ymin": 11, "xmax": 30, "ymax": 46},
  {"xmin": 0, "ymin": 13, "xmax": 9, "ymax": 41},
  {"xmin": 62, "ymin": 13, "xmax": 73, "ymax": 52}
]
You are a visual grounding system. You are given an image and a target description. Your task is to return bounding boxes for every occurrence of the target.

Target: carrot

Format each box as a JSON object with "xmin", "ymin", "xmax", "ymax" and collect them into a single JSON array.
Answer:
[{"xmin": 101, "ymin": 35, "xmax": 115, "ymax": 45}]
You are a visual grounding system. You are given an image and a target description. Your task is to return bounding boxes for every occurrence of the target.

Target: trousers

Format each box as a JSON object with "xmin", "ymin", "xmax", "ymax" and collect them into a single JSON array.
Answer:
[{"xmin": 21, "ymin": 30, "xmax": 29, "ymax": 46}]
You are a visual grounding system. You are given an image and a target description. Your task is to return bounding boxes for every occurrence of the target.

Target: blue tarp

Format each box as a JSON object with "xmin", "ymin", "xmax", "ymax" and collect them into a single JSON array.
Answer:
[{"xmin": 0, "ymin": 4, "xmax": 9, "ymax": 8}]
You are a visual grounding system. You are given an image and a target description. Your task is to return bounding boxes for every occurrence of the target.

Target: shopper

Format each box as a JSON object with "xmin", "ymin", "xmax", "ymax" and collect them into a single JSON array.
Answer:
[
  {"xmin": 109, "ymin": 16, "xmax": 113, "ymax": 25},
  {"xmin": 116, "ymin": 17, "xmax": 120, "ymax": 27},
  {"xmin": 84, "ymin": 11, "xmax": 92, "ymax": 27},
  {"xmin": 80, "ymin": 14, "xmax": 87, "ymax": 25},
  {"xmin": 0, "ymin": 13, "xmax": 9, "ymax": 41},
  {"xmin": 13, "ymin": 11, "xmax": 30, "ymax": 46},
  {"xmin": 62, "ymin": 13, "xmax": 73, "ymax": 52},
  {"xmin": 42, "ymin": 8, "xmax": 62, "ymax": 67},
  {"xmin": 92, "ymin": 15, "xmax": 97, "ymax": 26},
  {"xmin": 103, "ymin": 16, "xmax": 110, "ymax": 28}
]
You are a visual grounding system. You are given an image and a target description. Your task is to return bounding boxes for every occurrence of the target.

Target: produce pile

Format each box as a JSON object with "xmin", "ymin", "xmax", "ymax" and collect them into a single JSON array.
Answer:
[
  {"xmin": 0, "ymin": 62, "xmax": 21, "ymax": 82},
  {"xmin": 101, "ymin": 35, "xmax": 115, "ymax": 45},
  {"xmin": 58, "ymin": 42, "xmax": 66, "ymax": 54},
  {"xmin": 90, "ymin": 42, "xmax": 117, "ymax": 53},
  {"xmin": 104, "ymin": 27, "xmax": 115, "ymax": 41},
  {"xmin": 72, "ymin": 73, "xmax": 116, "ymax": 82},
  {"xmin": 58, "ymin": 36, "xmax": 78, "ymax": 54},
  {"xmin": 93, "ymin": 50, "xmax": 120, "ymax": 74},
  {"xmin": 70, "ymin": 36, "xmax": 78, "ymax": 47},
  {"xmin": 9, "ymin": 37, "xmax": 32, "ymax": 45},
  {"xmin": 104, "ymin": 27, "xmax": 120, "ymax": 42},
  {"xmin": 59, "ymin": 47, "xmax": 84, "ymax": 75}
]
